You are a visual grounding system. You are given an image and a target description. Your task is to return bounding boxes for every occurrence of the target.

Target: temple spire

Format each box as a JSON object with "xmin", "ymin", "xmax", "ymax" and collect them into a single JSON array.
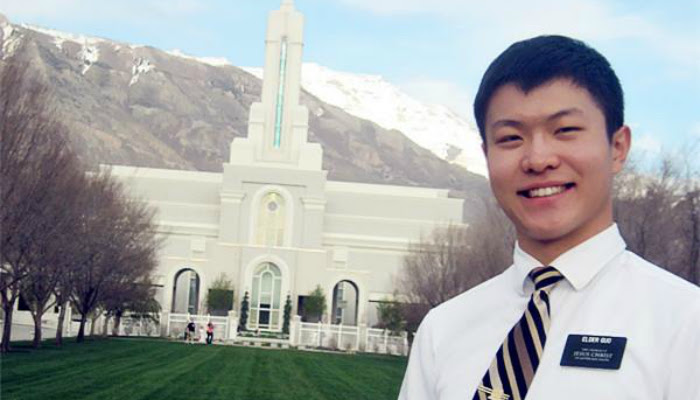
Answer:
[{"xmin": 228, "ymin": 0, "xmax": 323, "ymax": 170}]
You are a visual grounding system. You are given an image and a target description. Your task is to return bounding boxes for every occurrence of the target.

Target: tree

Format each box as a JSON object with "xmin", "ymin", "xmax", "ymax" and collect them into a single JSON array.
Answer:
[
  {"xmin": 677, "ymin": 188, "xmax": 700, "ymax": 283},
  {"xmin": 614, "ymin": 149, "xmax": 700, "ymax": 285},
  {"xmin": 677, "ymin": 142, "xmax": 700, "ymax": 284},
  {"xmin": 0, "ymin": 52, "xmax": 85, "ymax": 352},
  {"xmin": 68, "ymin": 172, "xmax": 160, "ymax": 342},
  {"xmin": 205, "ymin": 273, "xmax": 234, "ymax": 316},
  {"xmin": 19, "ymin": 191, "xmax": 83, "ymax": 348},
  {"xmin": 376, "ymin": 295, "xmax": 405, "ymax": 335},
  {"xmin": 17, "ymin": 152, "xmax": 86, "ymax": 347},
  {"xmin": 305, "ymin": 285, "xmax": 327, "ymax": 322},
  {"xmin": 282, "ymin": 295, "xmax": 292, "ymax": 335},
  {"xmin": 53, "ymin": 262, "xmax": 76, "ymax": 346},
  {"xmin": 102, "ymin": 277, "xmax": 160, "ymax": 337},
  {"xmin": 397, "ymin": 196, "xmax": 514, "ymax": 335},
  {"xmin": 238, "ymin": 291, "xmax": 249, "ymax": 331}
]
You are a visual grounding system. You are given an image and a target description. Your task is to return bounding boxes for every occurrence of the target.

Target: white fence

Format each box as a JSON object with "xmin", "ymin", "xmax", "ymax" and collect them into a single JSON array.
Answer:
[
  {"xmin": 296, "ymin": 321, "xmax": 408, "ymax": 355},
  {"xmin": 366, "ymin": 328, "xmax": 409, "ymax": 356},
  {"xmin": 0, "ymin": 320, "xmax": 63, "ymax": 342},
  {"xmin": 116, "ymin": 315, "xmax": 161, "ymax": 337},
  {"xmin": 4, "ymin": 310, "xmax": 409, "ymax": 356},
  {"xmin": 298, "ymin": 322, "xmax": 361, "ymax": 351},
  {"xmin": 165, "ymin": 312, "xmax": 228, "ymax": 342},
  {"xmin": 164, "ymin": 313, "xmax": 408, "ymax": 355}
]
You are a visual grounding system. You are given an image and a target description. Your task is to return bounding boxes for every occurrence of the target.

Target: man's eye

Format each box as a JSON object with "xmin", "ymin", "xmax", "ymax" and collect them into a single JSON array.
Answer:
[
  {"xmin": 556, "ymin": 126, "xmax": 581, "ymax": 134},
  {"xmin": 497, "ymin": 135, "xmax": 521, "ymax": 144}
]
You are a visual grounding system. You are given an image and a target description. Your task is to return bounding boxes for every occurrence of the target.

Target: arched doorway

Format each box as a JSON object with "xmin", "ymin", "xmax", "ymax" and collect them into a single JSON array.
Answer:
[
  {"xmin": 332, "ymin": 280, "xmax": 359, "ymax": 326},
  {"xmin": 249, "ymin": 262, "xmax": 283, "ymax": 330},
  {"xmin": 171, "ymin": 268, "xmax": 200, "ymax": 314}
]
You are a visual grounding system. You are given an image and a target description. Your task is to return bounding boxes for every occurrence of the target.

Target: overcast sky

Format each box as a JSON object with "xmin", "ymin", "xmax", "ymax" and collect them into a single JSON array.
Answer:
[{"xmin": 2, "ymin": 0, "xmax": 699, "ymax": 160}]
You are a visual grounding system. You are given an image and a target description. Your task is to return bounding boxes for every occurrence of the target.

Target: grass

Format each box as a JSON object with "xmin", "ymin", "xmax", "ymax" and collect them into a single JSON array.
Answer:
[{"xmin": 0, "ymin": 337, "xmax": 407, "ymax": 400}]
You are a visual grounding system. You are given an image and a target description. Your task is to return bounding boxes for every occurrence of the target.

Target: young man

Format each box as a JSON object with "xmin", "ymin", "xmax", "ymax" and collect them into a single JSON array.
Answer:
[{"xmin": 399, "ymin": 35, "xmax": 700, "ymax": 400}]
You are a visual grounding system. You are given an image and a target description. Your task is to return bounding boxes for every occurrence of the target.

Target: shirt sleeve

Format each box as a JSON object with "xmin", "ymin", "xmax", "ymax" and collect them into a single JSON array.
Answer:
[
  {"xmin": 398, "ymin": 311, "xmax": 438, "ymax": 400},
  {"xmin": 666, "ymin": 299, "xmax": 700, "ymax": 399}
]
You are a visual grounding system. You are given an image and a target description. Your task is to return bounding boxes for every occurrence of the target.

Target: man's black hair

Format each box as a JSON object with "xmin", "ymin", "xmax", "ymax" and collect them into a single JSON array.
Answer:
[{"xmin": 473, "ymin": 35, "xmax": 624, "ymax": 142}]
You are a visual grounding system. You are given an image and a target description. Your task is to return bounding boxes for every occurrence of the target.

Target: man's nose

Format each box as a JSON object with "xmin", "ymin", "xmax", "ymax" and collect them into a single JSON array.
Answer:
[{"xmin": 521, "ymin": 135, "xmax": 560, "ymax": 173}]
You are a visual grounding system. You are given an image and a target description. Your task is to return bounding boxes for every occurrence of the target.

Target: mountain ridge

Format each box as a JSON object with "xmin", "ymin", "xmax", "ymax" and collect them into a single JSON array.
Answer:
[{"xmin": 0, "ymin": 15, "xmax": 490, "ymax": 213}]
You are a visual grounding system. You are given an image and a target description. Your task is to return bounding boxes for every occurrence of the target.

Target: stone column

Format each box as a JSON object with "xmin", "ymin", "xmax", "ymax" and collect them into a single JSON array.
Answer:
[
  {"xmin": 228, "ymin": 310, "xmax": 239, "ymax": 341},
  {"xmin": 290, "ymin": 315, "xmax": 301, "ymax": 346},
  {"xmin": 160, "ymin": 311, "xmax": 169, "ymax": 337},
  {"xmin": 358, "ymin": 323, "xmax": 367, "ymax": 352}
]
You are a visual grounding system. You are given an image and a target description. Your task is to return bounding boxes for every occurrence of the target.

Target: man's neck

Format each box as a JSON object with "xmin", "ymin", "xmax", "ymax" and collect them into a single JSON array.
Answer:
[{"xmin": 518, "ymin": 222, "xmax": 615, "ymax": 266}]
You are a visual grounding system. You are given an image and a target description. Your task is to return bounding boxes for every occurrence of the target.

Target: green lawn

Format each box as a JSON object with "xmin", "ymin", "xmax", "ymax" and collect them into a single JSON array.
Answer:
[{"xmin": 1, "ymin": 338, "xmax": 407, "ymax": 400}]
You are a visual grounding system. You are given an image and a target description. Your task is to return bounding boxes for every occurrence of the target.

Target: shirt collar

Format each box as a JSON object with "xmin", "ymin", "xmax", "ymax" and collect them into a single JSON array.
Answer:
[{"xmin": 512, "ymin": 223, "xmax": 627, "ymax": 294}]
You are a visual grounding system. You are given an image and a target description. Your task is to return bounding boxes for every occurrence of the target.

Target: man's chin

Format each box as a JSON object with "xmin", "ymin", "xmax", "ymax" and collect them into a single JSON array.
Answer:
[{"xmin": 517, "ymin": 226, "xmax": 570, "ymax": 244}]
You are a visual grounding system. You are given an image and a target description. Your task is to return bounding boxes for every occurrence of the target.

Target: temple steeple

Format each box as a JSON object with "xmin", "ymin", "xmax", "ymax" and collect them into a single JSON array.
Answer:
[
  {"xmin": 229, "ymin": 0, "xmax": 322, "ymax": 170},
  {"xmin": 281, "ymin": 0, "xmax": 294, "ymax": 10}
]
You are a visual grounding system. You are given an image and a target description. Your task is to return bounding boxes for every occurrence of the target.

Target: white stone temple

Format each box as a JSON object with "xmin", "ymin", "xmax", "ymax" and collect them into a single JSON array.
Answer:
[{"xmin": 109, "ymin": 0, "xmax": 463, "ymax": 330}]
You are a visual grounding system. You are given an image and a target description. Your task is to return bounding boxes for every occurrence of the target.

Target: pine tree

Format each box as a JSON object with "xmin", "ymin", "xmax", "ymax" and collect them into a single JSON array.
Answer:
[
  {"xmin": 238, "ymin": 291, "xmax": 249, "ymax": 331},
  {"xmin": 282, "ymin": 295, "xmax": 292, "ymax": 335}
]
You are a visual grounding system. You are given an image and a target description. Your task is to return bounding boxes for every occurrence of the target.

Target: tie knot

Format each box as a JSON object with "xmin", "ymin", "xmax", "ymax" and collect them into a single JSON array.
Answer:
[{"xmin": 530, "ymin": 266, "xmax": 564, "ymax": 291}]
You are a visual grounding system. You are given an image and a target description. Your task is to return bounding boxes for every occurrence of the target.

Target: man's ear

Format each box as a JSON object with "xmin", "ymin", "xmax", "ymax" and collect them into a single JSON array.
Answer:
[{"xmin": 611, "ymin": 125, "xmax": 631, "ymax": 174}]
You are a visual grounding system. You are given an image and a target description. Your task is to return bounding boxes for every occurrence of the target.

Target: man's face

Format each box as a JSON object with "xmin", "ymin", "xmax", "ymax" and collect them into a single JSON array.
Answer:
[{"xmin": 483, "ymin": 78, "xmax": 630, "ymax": 255}]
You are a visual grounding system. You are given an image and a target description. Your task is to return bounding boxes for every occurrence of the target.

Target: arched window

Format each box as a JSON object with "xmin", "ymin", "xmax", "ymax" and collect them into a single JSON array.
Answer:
[
  {"xmin": 332, "ymin": 280, "xmax": 359, "ymax": 326},
  {"xmin": 172, "ymin": 269, "xmax": 200, "ymax": 314},
  {"xmin": 255, "ymin": 192, "xmax": 286, "ymax": 247},
  {"xmin": 249, "ymin": 263, "xmax": 283, "ymax": 330}
]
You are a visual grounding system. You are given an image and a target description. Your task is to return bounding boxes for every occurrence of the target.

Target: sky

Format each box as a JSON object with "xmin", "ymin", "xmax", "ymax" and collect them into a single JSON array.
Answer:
[{"xmin": 1, "ymin": 0, "xmax": 699, "ymax": 161}]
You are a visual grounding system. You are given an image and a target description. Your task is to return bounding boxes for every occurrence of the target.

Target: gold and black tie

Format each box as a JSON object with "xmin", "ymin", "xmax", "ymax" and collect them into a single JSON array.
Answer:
[{"xmin": 472, "ymin": 266, "xmax": 564, "ymax": 400}]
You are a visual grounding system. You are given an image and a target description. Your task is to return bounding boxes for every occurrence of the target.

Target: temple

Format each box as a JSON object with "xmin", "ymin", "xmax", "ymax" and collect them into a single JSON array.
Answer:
[{"xmin": 110, "ymin": 0, "xmax": 463, "ymax": 330}]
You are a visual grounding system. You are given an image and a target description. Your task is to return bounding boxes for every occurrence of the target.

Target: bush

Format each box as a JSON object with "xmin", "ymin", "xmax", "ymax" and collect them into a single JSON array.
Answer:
[
  {"xmin": 206, "ymin": 274, "xmax": 234, "ymax": 316},
  {"xmin": 305, "ymin": 285, "xmax": 326, "ymax": 322}
]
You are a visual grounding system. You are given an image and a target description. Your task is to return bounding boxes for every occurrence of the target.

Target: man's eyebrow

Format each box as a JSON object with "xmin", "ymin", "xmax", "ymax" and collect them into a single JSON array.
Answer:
[
  {"xmin": 547, "ymin": 107, "xmax": 584, "ymax": 121},
  {"xmin": 490, "ymin": 108, "xmax": 584, "ymax": 131},
  {"xmin": 491, "ymin": 119, "xmax": 523, "ymax": 130}
]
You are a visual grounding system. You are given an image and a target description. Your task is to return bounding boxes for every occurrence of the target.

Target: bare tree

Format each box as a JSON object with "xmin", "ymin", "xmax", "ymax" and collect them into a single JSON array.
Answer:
[
  {"xmin": 16, "ymin": 134, "xmax": 88, "ymax": 347},
  {"xmin": 53, "ymin": 272, "xmax": 73, "ymax": 346},
  {"xmin": 0, "ymin": 53, "xmax": 83, "ymax": 352},
  {"xmin": 397, "ymin": 196, "xmax": 514, "ymax": 332},
  {"xmin": 678, "ymin": 141, "xmax": 700, "ymax": 284},
  {"xmin": 68, "ymin": 173, "xmax": 160, "ymax": 342},
  {"xmin": 102, "ymin": 273, "xmax": 159, "ymax": 336},
  {"xmin": 615, "ymin": 158, "xmax": 679, "ymax": 265},
  {"xmin": 18, "ymin": 171, "xmax": 85, "ymax": 348},
  {"xmin": 614, "ymin": 148, "xmax": 700, "ymax": 285}
]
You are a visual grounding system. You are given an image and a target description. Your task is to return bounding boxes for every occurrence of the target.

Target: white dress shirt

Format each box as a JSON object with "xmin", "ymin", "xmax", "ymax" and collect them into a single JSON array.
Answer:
[{"xmin": 399, "ymin": 224, "xmax": 700, "ymax": 399}]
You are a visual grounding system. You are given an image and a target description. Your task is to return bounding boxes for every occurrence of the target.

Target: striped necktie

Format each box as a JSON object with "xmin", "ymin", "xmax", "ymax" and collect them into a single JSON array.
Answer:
[{"xmin": 472, "ymin": 266, "xmax": 564, "ymax": 400}]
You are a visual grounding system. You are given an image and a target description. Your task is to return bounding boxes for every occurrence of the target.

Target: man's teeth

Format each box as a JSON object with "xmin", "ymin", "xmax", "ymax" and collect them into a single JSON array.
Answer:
[{"xmin": 528, "ymin": 186, "xmax": 566, "ymax": 198}]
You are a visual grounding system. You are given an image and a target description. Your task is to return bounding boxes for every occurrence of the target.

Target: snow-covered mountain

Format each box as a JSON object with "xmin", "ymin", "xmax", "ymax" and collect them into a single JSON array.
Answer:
[
  {"xmin": 0, "ymin": 15, "xmax": 487, "ymax": 195},
  {"xmin": 5, "ymin": 15, "xmax": 487, "ymax": 176},
  {"xmin": 244, "ymin": 64, "xmax": 487, "ymax": 176}
]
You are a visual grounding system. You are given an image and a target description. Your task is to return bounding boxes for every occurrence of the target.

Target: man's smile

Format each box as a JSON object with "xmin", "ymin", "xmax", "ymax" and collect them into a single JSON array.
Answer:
[{"xmin": 517, "ymin": 182, "xmax": 576, "ymax": 199}]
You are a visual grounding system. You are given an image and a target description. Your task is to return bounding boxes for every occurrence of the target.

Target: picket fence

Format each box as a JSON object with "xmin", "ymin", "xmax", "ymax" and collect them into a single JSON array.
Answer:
[{"xmin": 165, "ymin": 312, "xmax": 408, "ymax": 356}]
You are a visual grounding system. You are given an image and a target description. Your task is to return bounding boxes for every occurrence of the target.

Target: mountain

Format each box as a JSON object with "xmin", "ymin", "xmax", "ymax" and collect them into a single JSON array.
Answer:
[
  {"xmin": 243, "ymin": 64, "xmax": 487, "ymax": 177},
  {"xmin": 0, "ymin": 15, "xmax": 489, "ymax": 209}
]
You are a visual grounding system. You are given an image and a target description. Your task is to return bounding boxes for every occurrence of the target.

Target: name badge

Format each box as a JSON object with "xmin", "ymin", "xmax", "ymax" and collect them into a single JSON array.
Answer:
[{"xmin": 560, "ymin": 334, "xmax": 627, "ymax": 370}]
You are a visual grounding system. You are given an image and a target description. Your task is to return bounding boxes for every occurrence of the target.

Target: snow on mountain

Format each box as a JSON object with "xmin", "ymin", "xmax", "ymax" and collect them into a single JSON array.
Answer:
[
  {"xmin": 11, "ymin": 23, "xmax": 109, "ymax": 74},
  {"xmin": 19, "ymin": 23, "xmax": 111, "ymax": 50},
  {"xmin": 130, "ymin": 57, "xmax": 154, "ymax": 86},
  {"xmin": 244, "ymin": 63, "xmax": 487, "ymax": 176},
  {"xmin": 7, "ymin": 19, "xmax": 487, "ymax": 176},
  {"xmin": 166, "ymin": 49, "xmax": 232, "ymax": 67},
  {"xmin": 78, "ymin": 43, "xmax": 99, "ymax": 75},
  {"xmin": 1, "ymin": 17, "xmax": 21, "ymax": 59}
]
